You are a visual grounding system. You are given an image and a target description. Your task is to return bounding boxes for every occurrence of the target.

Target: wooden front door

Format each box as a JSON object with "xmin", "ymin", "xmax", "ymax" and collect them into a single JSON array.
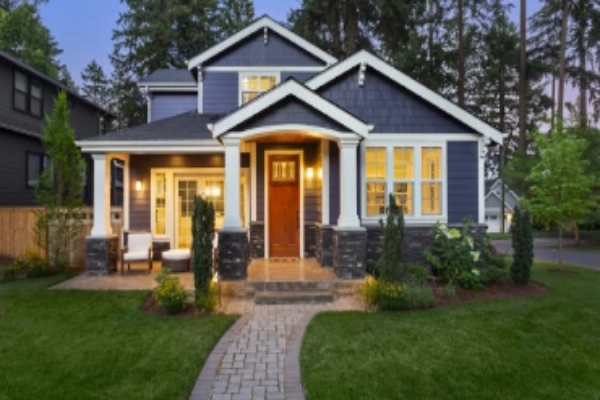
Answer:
[{"xmin": 268, "ymin": 154, "xmax": 300, "ymax": 258}]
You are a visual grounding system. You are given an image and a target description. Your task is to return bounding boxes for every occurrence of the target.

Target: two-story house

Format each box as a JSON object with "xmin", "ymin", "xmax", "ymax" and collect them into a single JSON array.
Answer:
[
  {"xmin": 77, "ymin": 16, "xmax": 503, "ymax": 279},
  {"xmin": 0, "ymin": 50, "xmax": 116, "ymax": 206}
]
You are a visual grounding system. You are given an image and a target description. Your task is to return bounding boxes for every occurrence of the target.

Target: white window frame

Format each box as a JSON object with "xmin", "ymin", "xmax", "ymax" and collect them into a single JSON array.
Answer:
[
  {"xmin": 238, "ymin": 72, "xmax": 280, "ymax": 106},
  {"xmin": 360, "ymin": 136, "xmax": 449, "ymax": 224}
]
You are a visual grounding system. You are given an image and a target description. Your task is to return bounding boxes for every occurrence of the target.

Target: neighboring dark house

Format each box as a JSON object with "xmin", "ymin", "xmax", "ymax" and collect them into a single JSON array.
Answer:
[{"xmin": 0, "ymin": 50, "xmax": 116, "ymax": 206}]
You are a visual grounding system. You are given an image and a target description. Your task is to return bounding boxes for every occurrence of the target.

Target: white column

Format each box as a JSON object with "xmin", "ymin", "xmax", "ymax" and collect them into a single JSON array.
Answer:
[
  {"xmin": 321, "ymin": 139, "xmax": 330, "ymax": 225},
  {"xmin": 478, "ymin": 138, "xmax": 487, "ymax": 224},
  {"xmin": 222, "ymin": 138, "xmax": 243, "ymax": 230},
  {"xmin": 90, "ymin": 154, "xmax": 113, "ymax": 237},
  {"xmin": 120, "ymin": 154, "xmax": 130, "ymax": 231},
  {"xmin": 250, "ymin": 142, "xmax": 257, "ymax": 221},
  {"xmin": 337, "ymin": 138, "xmax": 362, "ymax": 228}
]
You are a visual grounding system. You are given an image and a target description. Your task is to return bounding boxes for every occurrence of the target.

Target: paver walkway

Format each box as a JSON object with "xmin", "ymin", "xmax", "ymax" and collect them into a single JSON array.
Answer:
[{"xmin": 189, "ymin": 298, "xmax": 362, "ymax": 400}]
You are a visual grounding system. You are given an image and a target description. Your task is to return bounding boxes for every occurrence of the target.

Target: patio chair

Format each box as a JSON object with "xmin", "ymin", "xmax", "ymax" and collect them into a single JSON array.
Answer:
[{"xmin": 121, "ymin": 232, "xmax": 153, "ymax": 275}]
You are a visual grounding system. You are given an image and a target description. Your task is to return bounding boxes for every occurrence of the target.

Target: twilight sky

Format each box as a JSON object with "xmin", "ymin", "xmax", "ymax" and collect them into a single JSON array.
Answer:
[{"xmin": 39, "ymin": 0, "xmax": 544, "ymax": 86}]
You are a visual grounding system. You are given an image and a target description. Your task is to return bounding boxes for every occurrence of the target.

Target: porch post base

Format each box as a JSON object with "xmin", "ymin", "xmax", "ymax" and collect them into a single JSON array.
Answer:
[
  {"xmin": 85, "ymin": 236, "xmax": 118, "ymax": 276},
  {"xmin": 218, "ymin": 229, "xmax": 249, "ymax": 280},
  {"xmin": 332, "ymin": 227, "xmax": 367, "ymax": 279},
  {"xmin": 249, "ymin": 222, "xmax": 265, "ymax": 258},
  {"xmin": 316, "ymin": 224, "xmax": 334, "ymax": 267}
]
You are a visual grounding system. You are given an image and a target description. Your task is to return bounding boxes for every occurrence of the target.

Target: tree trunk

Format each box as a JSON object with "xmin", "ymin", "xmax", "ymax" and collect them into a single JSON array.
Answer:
[
  {"xmin": 329, "ymin": 0, "xmax": 341, "ymax": 58},
  {"xmin": 457, "ymin": 0, "xmax": 465, "ymax": 107},
  {"xmin": 518, "ymin": 0, "xmax": 527, "ymax": 155},
  {"xmin": 558, "ymin": 225, "xmax": 563, "ymax": 266},
  {"xmin": 344, "ymin": 0, "xmax": 358, "ymax": 56},
  {"xmin": 557, "ymin": 0, "xmax": 569, "ymax": 123},
  {"xmin": 574, "ymin": 221, "xmax": 580, "ymax": 243},
  {"xmin": 551, "ymin": 73, "xmax": 556, "ymax": 131}
]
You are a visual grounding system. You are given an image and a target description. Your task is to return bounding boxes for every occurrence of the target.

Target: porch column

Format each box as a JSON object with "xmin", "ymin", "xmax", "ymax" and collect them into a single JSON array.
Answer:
[
  {"xmin": 337, "ymin": 138, "xmax": 361, "ymax": 228},
  {"xmin": 222, "ymin": 137, "xmax": 243, "ymax": 229},
  {"xmin": 90, "ymin": 153, "xmax": 112, "ymax": 236}
]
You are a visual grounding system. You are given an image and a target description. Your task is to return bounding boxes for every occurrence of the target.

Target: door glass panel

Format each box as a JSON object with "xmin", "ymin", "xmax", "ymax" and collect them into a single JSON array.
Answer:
[
  {"xmin": 177, "ymin": 180, "xmax": 197, "ymax": 248},
  {"xmin": 204, "ymin": 180, "xmax": 224, "ymax": 229},
  {"xmin": 155, "ymin": 173, "xmax": 166, "ymax": 235}
]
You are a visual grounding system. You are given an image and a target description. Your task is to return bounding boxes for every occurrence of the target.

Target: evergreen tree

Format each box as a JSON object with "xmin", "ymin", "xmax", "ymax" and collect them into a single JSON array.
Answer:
[
  {"xmin": 35, "ymin": 91, "xmax": 86, "ymax": 271},
  {"xmin": 215, "ymin": 0, "xmax": 254, "ymax": 39},
  {"xmin": 510, "ymin": 206, "xmax": 533, "ymax": 285},
  {"xmin": 109, "ymin": 65, "xmax": 146, "ymax": 129},
  {"xmin": 191, "ymin": 195, "xmax": 215, "ymax": 296},
  {"xmin": 81, "ymin": 60, "xmax": 110, "ymax": 109},
  {"xmin": 0, "ymin": 3, "xmax": 61, "ymax": 78},
  {"xmin": 0, "ymin": 0, "xmax": 48, "ymax": 12},
  {"xmin": 58, "ymin": 64, "xmax": 77, "ymax": 91},
  {"xmin": 377, "ymin": 193, "xmax": 405, "ymax": 283}
]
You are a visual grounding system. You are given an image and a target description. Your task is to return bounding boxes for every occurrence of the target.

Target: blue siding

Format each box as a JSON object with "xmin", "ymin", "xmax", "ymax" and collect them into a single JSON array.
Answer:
[
  {"xmin": 150, "ymin": 93, "xmax": 197, "ymax": 122},
  {"xmin": 237, "ymin": 98, "xmax": 347, "ymax": 132},
  {"xmin": 318, "ymin": 70, "xmax": 474, "ymax": 133},
  {"xmin": 204, "ymin": 72, "xmax": 238, "ymax": 114},
  {"xmin": 447, "ymin": 141, "xmax": 479, "ymax": 223},
  {"xmin": 329, "ymin": 143, "xmax": 339, "ymax": 225},
  {"xmin": 281, "ymin": 72, "xmax": 316, "ymax": 83},
  {"xmin": 206, "ymin": 31, "xmax": 324, "ymax": 67}
]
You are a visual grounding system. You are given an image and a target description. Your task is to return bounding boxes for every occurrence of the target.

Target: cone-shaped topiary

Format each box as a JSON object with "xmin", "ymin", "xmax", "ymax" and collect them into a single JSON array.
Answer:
[
  {"xmin": 377, "ymin": 193, "xmax": 405, "ymax": 283},
  {"xmin": 191, "ymin": 195, "xmax": 215, "ymax": 296},
  {"xmin": 511, "ymin": 206, "xmax": 533, "ymax": 285}
]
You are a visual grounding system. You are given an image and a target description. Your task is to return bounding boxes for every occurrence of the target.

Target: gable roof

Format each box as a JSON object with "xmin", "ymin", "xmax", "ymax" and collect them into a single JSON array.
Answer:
[
  {"xmin": 0, "ymin": 50, "xmax": 115, "ymax": 117},
  {"xmin": 306, "ymin": 51, "xmax": 505, "ymax": 144},
  {"xmin": 211, "ymin": 79, "xmax": 371, "ymax": 138},
  {"xmin": 139, "ymin": 69, "xmax": 196, "ymax": 85},
  {"xmin": 187, "ymin": 15, "xmax": 337, "ymax": 70}
]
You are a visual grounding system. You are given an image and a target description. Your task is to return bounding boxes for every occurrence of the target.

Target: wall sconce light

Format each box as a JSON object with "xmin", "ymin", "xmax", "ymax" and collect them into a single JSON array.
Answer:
[
  {"xmin": 135, "ymin": 180, "xmax": 143, "ymax": 191},
  {"xmin": 306, "ymin": 167, "xmax": 314, "ymax": 180},
  {"xmin": 318, "ymin": 168, "xmax": 323, "ymax": 180}
]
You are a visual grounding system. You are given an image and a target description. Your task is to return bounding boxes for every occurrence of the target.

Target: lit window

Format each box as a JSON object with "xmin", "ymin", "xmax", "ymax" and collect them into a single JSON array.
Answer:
[
  {"xmin": 421, "ymin": 147, "xmax": 442, "ymax": 215},
  {"xmin": 394, "ymin": 147, "xmax": 414, "ymax": 215},
  {"xmin": 366, "ymin": 147, "xmax": 387, "ymax": 216},
  {"xmin": 240, "ymin": 74, "xmax": 277, "ymax": 104}
]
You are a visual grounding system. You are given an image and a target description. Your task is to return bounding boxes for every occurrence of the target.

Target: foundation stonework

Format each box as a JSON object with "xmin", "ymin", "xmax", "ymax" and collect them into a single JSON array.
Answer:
[
  {"xmin": 218, "ymin": 230, "xmax": 249, "ymax": 280},
  {"xmin": 85, "ymin": 236, "xmax": 118, "ymax": 276},
  {"xmin": 316, "ymin": 224, "xmax": 333, "ymax": 267},
  {"xmin": 304, "ymin": 223, "xmax": 318, "ymax": 258},
  {"xmin": 249, "ymin": 222, "xmax": 265, "ymax": 258},
  {"xmin": 333, "ymin": 228, "xmax": 367, "ymax": 279}
]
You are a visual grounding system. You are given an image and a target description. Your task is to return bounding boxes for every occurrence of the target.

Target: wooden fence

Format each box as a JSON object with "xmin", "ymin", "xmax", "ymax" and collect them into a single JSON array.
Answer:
[{"xmin": 0, "ymin": 207, "xmax": 122, "ymax": 267}]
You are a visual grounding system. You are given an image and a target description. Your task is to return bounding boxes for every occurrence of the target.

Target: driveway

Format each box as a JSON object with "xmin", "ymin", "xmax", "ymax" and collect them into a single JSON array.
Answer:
[{"xmin": 493, "ymin": 239, "xmax": 600, "ymax": 270}]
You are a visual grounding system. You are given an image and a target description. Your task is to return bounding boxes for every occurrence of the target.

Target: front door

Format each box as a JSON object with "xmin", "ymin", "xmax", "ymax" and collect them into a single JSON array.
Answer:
[{"xmin": 268, "ymin": 154, "xmax": 300, "ymax": 258}]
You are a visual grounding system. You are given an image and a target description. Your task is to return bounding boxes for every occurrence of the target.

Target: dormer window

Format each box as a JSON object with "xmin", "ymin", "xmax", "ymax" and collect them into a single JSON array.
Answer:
[{"xmin": 239, "ymin": 73, "xmax": 279, "ymax": 105}]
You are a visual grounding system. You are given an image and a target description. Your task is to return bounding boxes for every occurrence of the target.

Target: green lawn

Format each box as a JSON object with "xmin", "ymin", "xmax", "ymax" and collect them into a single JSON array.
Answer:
[
  {"xmin": 0, "ymin": 276, "xmax": 235, "ymax": 400},
  {"xmin": 301, "ymin": 264, "xmax": 600, "ymax": 400}
]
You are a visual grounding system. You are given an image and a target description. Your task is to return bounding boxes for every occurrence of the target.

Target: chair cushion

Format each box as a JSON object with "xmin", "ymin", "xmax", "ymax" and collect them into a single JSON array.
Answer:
[
  {"xmin": 128, "ymin": 233, "xmax": 152, "ymax": 252},
  {"xmin": 123, "ymin": 251, "xmax": 150, "ymax": 262},
  {"xmin": 162, "ymin": 249, "xmax": 190, "ymax": 261}
]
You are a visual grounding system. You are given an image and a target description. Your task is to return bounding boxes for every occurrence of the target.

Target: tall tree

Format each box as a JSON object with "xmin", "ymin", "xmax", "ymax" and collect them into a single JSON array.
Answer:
[
  {"xmin": 518, "ymin": 0, "xmax": 527, "ymax": 154},
  {"xmin": 457, "ymin": 0, "xmax": 466, "ymax": 107},
  {"xmin": 109, "ymin": 65, "xmax": 146, "ymax": 130},
  {"xmin": 557, "ymin": 0, "xmax": 569, "ymax": 122},
  {"xmin": 58, "ymin": 64, "xmax": 77, "ymax": 91},
  {"xmin": 81, "ymin": 60, "xmax": 110, "ymax": 109},
  {"xmin": 215, "ymin": 0, "xmax": 254, "ymax": 39},
  {"xmin": 0, "ymin": 3, "xmax": 61, "ymax": 78},
  {"xmin": 0, "ymin": 0, "xmax": 48, "ymax": 12}
]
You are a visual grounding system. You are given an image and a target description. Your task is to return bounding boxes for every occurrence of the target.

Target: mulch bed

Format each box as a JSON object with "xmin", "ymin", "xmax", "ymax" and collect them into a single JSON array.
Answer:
[
  {"xmin": 142, "ymin": 294, "xmax": 206, "ymax": 317},
  {"xmin": 433, "ymin": 281, "xmax": 549, "ymax": 307}
]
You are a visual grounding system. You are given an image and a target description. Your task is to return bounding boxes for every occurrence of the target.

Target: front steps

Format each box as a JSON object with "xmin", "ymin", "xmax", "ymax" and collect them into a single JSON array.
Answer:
[{"xmin": 254, "ymin": 291, "xmax": 334, "ymax": 305}]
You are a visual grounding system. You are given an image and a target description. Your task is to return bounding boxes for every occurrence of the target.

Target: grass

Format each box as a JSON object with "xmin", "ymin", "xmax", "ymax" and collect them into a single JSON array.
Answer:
[
  {"xmin": 0, "ymin": 276, "xmax": 235, "ymax": 400},
  {"xmin": 301, "ymin": 264, "xmax": 600, "ymax": 400}
]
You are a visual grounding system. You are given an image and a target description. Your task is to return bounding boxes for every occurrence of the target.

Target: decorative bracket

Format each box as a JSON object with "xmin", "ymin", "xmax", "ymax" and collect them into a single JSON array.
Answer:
[
  {"xmin": 264, "ymin": 27, "xmax": 268, "ymax": 45},
  {"xmin": 358, "ymin": 62, "xmax": 367, "ymax": 87}
]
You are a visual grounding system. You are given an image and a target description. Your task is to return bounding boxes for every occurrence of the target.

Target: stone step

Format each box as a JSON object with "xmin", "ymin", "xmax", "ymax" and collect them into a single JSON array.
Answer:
[
  {"xmin": 248, "ymin": 281, "xmax": 335, "ymax": 292},
  {"xmin": 254, "ymin": 291, "xmax": 334, "ymax": 305}
]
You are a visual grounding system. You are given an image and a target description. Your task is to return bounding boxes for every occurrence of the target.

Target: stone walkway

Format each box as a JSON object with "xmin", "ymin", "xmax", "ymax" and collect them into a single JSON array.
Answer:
[{"xmin": 189, "ymin": 298, "xmax": 362, "ymax": 400}]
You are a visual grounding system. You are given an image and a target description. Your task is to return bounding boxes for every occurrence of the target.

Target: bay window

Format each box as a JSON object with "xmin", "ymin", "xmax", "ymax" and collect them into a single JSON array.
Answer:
[{"xmin": 363, "ymin": 144, "xmax": 445, "ymax": 220}]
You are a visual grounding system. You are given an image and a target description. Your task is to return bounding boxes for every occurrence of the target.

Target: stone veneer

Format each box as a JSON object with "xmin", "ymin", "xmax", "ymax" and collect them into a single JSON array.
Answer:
[
  {"xmin": 218, "ymin": 230, "xmax": 249, "ymax": 280},
  {"xmin": 249, "ymin": 222, "xmax": 265, "ymax": 258},
  {"xmin": 85, "ymin": 236, "xmax": 118, "ymax": 276},
  {"xmin": 316, "ymin": 224, "xmax": 333, "ymax": 267},
  {"xmin": 365, "ymin": 223, "xmax": 488, "ymax": 266},
  {"xmin": 333, "ymin": 228, "xmax": 367, "ymax": 279},
  {"xmin": 304, "ymin": 223, "xmax": 318, "ymax": 258}
]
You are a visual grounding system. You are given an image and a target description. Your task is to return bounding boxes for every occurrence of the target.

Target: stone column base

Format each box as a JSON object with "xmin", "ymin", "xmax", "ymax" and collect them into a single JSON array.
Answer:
[
  {"xmin": 218, "ymin": 229, "xmax": 249, "ymax": 280},
  {"xmin": 316, "ymin": 224, "xmax": 334, "ymax": 267},
  {"xmin": 85, "ymin": 236, "xmax": 118, "ymax": 276},
  {"xmin": 333, "ymin": 228, "xmax": 367, "ymax": 279},
  {"xmin": 249, "ymin": 222, "xmax": 265, "ymax": 258}
]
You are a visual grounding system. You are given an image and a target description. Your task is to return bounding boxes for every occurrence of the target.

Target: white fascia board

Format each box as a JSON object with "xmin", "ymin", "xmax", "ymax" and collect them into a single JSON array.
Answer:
[
  {"xmin": 137, "ymin": 82, "xmax": 197, "ymax": 87},
  {"xmin": 187, "ymin": 16, "xmax": 337, "ymax": 70},
  {"xmin": 306, "ymin": 51, "xmax": 505, "ymax": 145},
  {"xmin": 76, "ymin": 140, "xmax": 223, "ymax": 154},
  {"xmin": 204, "ymin": 66, "xmax": 325, "ymax": 72},
  {"xmin": 212, "ymin": 80, "xmax": 370, "ymax": 138}
]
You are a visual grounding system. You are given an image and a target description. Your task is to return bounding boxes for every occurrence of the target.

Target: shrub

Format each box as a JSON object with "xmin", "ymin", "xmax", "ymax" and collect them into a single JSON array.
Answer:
[
  {"xmin": 10, "ymin": 250, "xmax": 52, "ymax": 278},
  {"xmin": 424, "ymin": 219, "xmax": 482, "ymax": 291},
  {"xmin": 1, "ymin": 265, "xmax": 20, "ymax": 282},
  {"xmin": 511, "ymin": 206, "xmax": 533, "ymax": 285},
  {"xmin": 362, "ymin": 277, "xmax": 436, "ymax": 311},
  {"xmin": 404, "ymin": 263, "xmax": 430, "ymax": 285},
  {"xmin": 196, "ymin": 282, "xmax": 218, "ymax": 313},
  {"xmin": 191, "ymin": 195, "xmax": 215, "ymax": 299},
  {"xmin": 480, "ymin": 266, "xmax": 510, "ymax": 285},
  {"xmin": 153, "ymin": 269, "xmax": 189, "ymax": 314},
  {"xmin": 483, "ymin": 236, "xmax": 508, "ymax": 270},
  {"xmin": 376, "ymin": 193, "xmax": 405, "ymax": 283}
]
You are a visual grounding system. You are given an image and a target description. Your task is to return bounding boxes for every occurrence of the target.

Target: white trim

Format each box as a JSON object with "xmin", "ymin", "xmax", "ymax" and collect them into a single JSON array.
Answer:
[
  {"xmin": 306, "ymin": 51, "xmax": 505, "ymax": 144},
  {"xmin": 138, "ymin": 82, "xmax": 197, "ymax": 88},
  {"xmin": 223, "ymin": 125, "xmax": 360, "ymax": 141},
  {"xmin": 485, "ymin": 191, "xmax": 515, "ymax": 212},
  {"xmin": 145, "ymin": 87, "xmax": 197, "ymax": 93},
  {"xmin": 77, "ymin": 140, "xmax": 223, "ymax": 154},
  {"xmin": 359, "ymin": 140, "xmax": 448, "ymax": 225},
  {"xmin": 197, "ymin": 77, "xmax": 203, "ymax": 113},
  {"xmin": 264, "ymin": 149, "xmax": 304, "ymax": 259},
  {"xmin": 250, "ymin": 142, "xmax": 257, "ymax": 221},
  {"xmin": 223, "ymin": 138, "xmax": 243, "ymax": 229},
  {"xmin": 212, "ymin": 80, "xmax": 370, "ymax": 138},
  {"xmin": 187, "ymin": 16, "xmax": 337, "ymax": 70},
  {"xmin": 204, "ymin": 66, "xmax": 324, "ymax": 72},
  {"xmin": 366, "ymin": 133, "xmax": 480, "ymax": 142},
  {"xmin": 238, "ymin": 71, "xmax": 281, "ymax": 106},
  {"xmin": 321, "ymin": 140, "xmax": 330, "ymax": 225},
  {"xmin": 90, "ymin": 154, "xmax": 113, "ymax": 237},
  {"xmin": 337, "ymin": 139, "xmax": 362, "ymax": 228},
  {"xmin": 478, "ymin": 139, "xmax": 485, "ymax": 224}
]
